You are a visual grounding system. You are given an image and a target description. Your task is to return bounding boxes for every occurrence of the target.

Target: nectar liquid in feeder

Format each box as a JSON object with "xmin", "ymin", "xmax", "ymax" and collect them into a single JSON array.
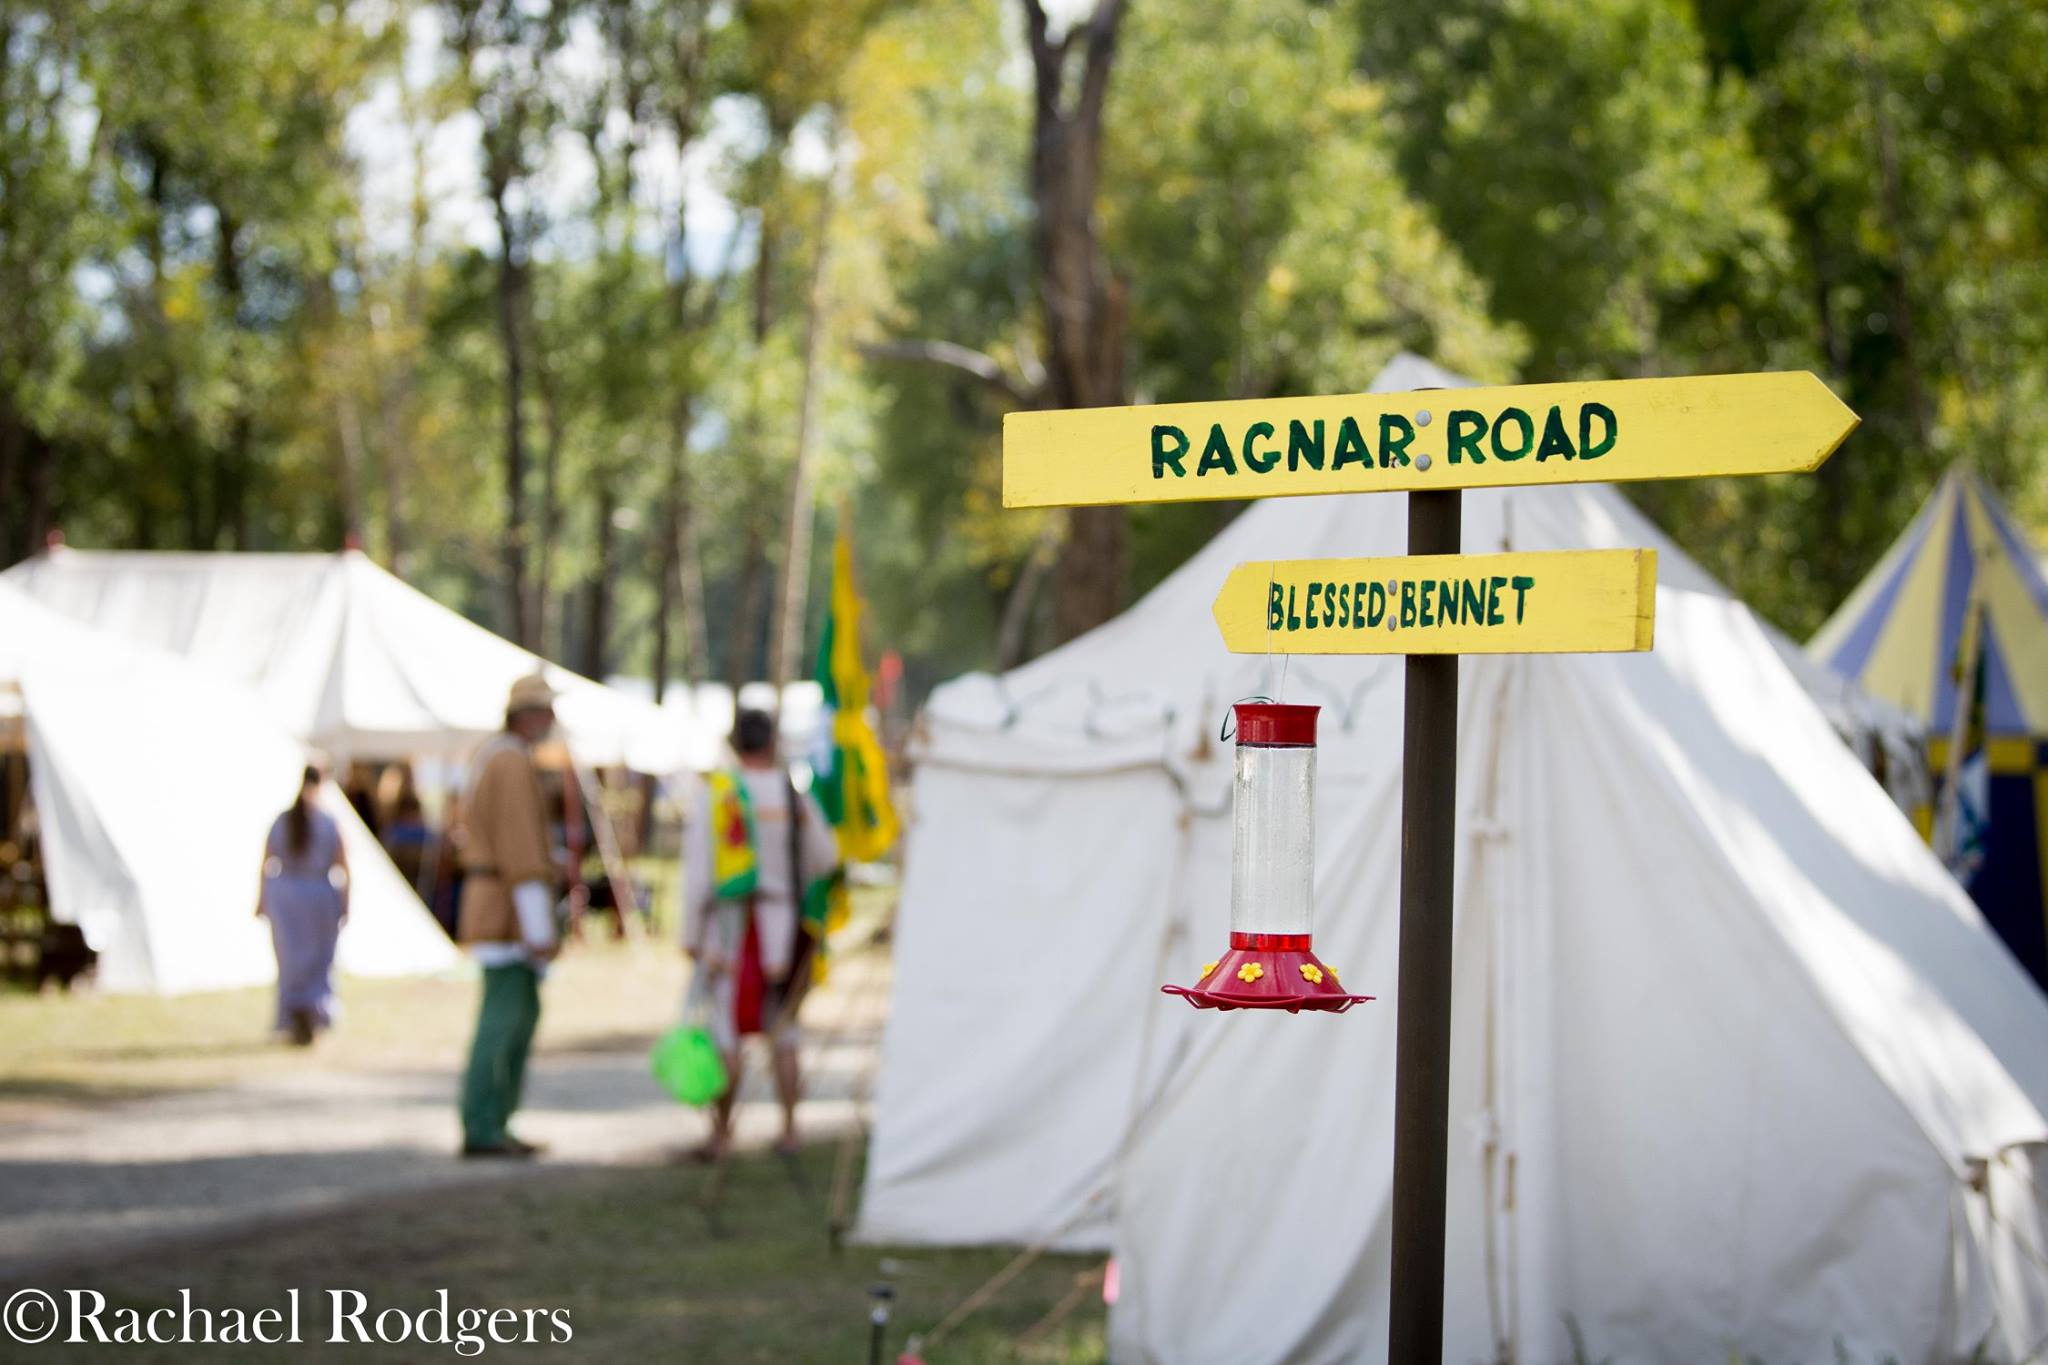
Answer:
[{"xmin": 1162, "ymin": 702, "xmax": 1372, "ymax": 1013}]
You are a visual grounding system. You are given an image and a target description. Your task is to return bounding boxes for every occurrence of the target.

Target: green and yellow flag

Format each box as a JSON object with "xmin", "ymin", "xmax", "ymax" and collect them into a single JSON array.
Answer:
[{"xmin": 804, "ymin": 522, "xmax": 899, "ymax": 948}]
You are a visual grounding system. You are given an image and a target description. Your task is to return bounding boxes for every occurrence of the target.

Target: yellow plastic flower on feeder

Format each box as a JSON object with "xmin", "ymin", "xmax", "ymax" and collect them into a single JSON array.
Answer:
[
  {"xmin": 1200, "ymin": 960, "xmax": 1219, "ymax": 980},
  {"xmin": 1236, "ymin": 962, "xmax": 1265, "ymax": 984},
  {"xmin": 1326, "ymin": 966, "xmax": 1339, "ymax": 983},
  {"xmin": 1299, "ymin": 963, "xmax": 1324, "ymax": 985}
]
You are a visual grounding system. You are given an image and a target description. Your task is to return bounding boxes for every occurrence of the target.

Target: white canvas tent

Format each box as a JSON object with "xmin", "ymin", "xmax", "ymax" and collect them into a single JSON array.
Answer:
[
  {"xmin": 2, "ymin": 548, "xmax": 700, "ymax": 771},
  {"xmin": 0, "ymin": 583, "xmax": 457, "ymax": 994},
  {"xmin": 858, "ymin": 358, "xmax": 2048, "ymax": 1361}
]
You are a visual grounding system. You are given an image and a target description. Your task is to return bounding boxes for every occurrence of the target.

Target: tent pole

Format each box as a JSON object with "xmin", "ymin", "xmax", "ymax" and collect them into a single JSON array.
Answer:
[{"xmin": 1388, "ymin": 488, "xmax": 1460, "ymax": 1363}]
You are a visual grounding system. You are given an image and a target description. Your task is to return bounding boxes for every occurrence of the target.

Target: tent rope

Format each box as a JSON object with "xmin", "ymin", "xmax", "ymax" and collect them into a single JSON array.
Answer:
[
  {"xmin": 902, "ymin": 780, "xmax": 1202, "ymax": 1355},
  {"xmin": 905, "ymin": 1195, "xmax": 1104, "ymax": 1355},
  {"xmin": 1014, "ymin": 1264, "xmax": 1108, "ymax": 1350}
]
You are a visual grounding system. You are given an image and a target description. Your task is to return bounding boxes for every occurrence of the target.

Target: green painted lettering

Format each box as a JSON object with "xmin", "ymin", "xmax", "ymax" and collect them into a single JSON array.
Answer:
[
  {"xmin": 1487, "ymin": 576, "xmax": 1507, "ymax": 625},
  {"xmin": 1535, "ymin": 405, "xmax": 1576, "ymax": 461},
  {"xmin": 1197, "ymin": 425, "xmax": 1238, "ymax": 476},
  {"xmin": 1491, "ymin": 407, "xmax": 1534, "ymax": 461},
  {"xmin": 1267, "ymin": 582, "xmax": 1284, "ymax": 630},
  {"xmin": 1288, "ymin": 419, "xmax": 1325, "ymax": 471},
  {"xmin": 1243, "ymin": 420, "xmax": 1279, "ymax": 473},
  {"xmin": 1580, "ymin": 402, "xmax": 1616, "ymax": 460},
  {"xmin": 1400, "ymin": 580, "xmax": 1417, "ymax": 628},
  {"xmin": 1286, "ymin": 585, "xmax": 1301, "ymax": 630},
  {"xmin": 1460, "ymin": 579, "xmax": 1485, "ymax": 624},
  {"xmin": 1437, "ymin": 580, "xmax": 1461, "ymax": 625},
  {"xmin": 1447, "ymin": 411, "xmax": 1486, "ymax": 463},
  {"xmin": 1331, "ymin": 416, "xmax": 1371, "ymax": 471},
  {"xmin": 1511, "ymin": 575, "xmax": 1535, "ymax": 623},
  {"xmin": 1152, "ymin": 424, "xmax": 1189, "ymax": 478},
  {"xmin": 1366, "ymin": 582, "xmax": 1387, "ymax": 627},
  {"xmin": 1305, "ymin": 582, "xmax": 1320, "ymax": 629},
  {"xmin": 1378, "ymin": 413, "xmax": 1415, "ymax": 469},
  {"xmin": 1353, "ymin": 581, "xmax": 1369, "ymax": 628}
]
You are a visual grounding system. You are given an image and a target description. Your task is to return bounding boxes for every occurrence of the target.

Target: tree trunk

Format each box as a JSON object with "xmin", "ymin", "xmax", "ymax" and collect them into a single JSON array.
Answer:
[
  {"xmin": 488, "ymin": 168, "xmax": 534, "ymax": 647},
  {"xmin": 531, "ymin": 304, "xmax": 567, "ymax": 657},
  {"xmin": 769, "ymin": 144, "xmax": 838, "ymax": 688},
  {"xmin": 373, "ymin": 345, "xmax": 411, "ymax": 568},
  {"xmin": 653, "ymin": 388, "xmax": 711, "ymax": 701},
  {"xmin": 645, "ymin": 2, "xmax": 716, "ymax": 702},
  {"xmin": 333, "ymin": 386, "xmax": 367, "ymax": 548},
  {"xmin": 213, "ymin": 205, "xmax": 253, "ymax": 549},
  {"xmin": 22, "ymin": 420, "xmax": 51, "ymax": 558},
  {"xmin": 678, "ymin": 485, "xmax": 709, "ymax": 688},
  {"xmin": 1856, "ymin": 0, "xmax": 1932, "ymax": 451},
  {"xmin": 1022, "ymin": 0, "xmax": 1131, "ymax": 644},
  {"xmin": 581, "ymin": 476, "xmax": 616, "ymax": 680},
  {"xmin": 373, "ymin": 101, "xmax": 432, "ymax": 574},
  {"xmin": 651, "ymin": 555, "xmax": 674, "ymax": 703},
  {"xmin": 725, "ymin": 137, "xmax": 788, "ymax": 694},
  {"xmin": 0, "ymin": 394, "xmax": 52, "ymax": 568},
  {"xmin": 140, "ymin": 147, "xmax": 192, "ymax": 550},
  {"xmin": 0, "ymin": 391, "xmax": 22, "ymax": 565},
  {"xmin": 726, "ymin": 526, "xmax": 767, "ymax": 692}
]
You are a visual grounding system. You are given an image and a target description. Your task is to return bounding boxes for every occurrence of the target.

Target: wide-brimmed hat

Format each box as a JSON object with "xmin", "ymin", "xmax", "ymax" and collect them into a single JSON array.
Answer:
[{"xmin": 506, "ymin": 672, "xmax": 558, "ymax": 714}]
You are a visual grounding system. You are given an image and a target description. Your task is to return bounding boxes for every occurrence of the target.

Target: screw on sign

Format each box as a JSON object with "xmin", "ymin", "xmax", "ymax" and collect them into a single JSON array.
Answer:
[{"xmin": 1001, "ymin": 369, "xmax": 1858, "ymax": 1363}]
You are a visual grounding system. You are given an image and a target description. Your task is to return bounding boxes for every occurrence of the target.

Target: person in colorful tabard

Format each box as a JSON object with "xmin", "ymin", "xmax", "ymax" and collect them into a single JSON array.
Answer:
[
  {"xmin": 257, "ymin": 760, "xmax": 349, "ymax": 1046},
  {"xmin": 683, "ymin": 707, "xmax": 839, "ymax": 1160},
  {"xmin": 455, "ymin": 673, "xmax": 563, "ymax": 1159}
]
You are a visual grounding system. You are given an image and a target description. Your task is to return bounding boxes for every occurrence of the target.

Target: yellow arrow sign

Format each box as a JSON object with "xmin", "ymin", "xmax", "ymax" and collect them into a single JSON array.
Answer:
[
  {"xmin": 1213, "ymin": 549, "xmax": 1656, "ymax": 655},
  {"xmin": 1004, "ymin": 372, "xmax": 1855, "ymax": 508}
]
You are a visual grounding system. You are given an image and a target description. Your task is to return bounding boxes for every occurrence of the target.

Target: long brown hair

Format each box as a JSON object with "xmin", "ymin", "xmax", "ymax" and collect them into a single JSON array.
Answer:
[{"xmin": 285, "ymin": 764, "xmax": 321, "ymax": 856}]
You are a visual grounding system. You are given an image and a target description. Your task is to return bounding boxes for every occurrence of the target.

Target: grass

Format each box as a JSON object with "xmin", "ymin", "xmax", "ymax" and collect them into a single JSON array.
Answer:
[
  {"xmin": 0, "ymin": 936, "xmax": 684, "ymax": 1105},
  {"xmin": 0, "ymin": 860, "xmax": 878, "ymax": 1107},
  {"xmin": 6, "ymin": 1146, "xmax": 1109, "ymax": 1364},
  {"xmin": 0, "ymin": 882, "xmax": 1106, "ymax": 1361}
]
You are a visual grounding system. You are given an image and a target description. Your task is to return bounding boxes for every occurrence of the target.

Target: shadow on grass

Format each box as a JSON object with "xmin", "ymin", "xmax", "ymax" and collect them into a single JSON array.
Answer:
[
  {"xmin": 0, "ymin": 1076, "xmax": 183, "ymax": 1109},
  {"xmin": 63, "ymin": 1039, "xmax": 281, "ymax": 1065}
]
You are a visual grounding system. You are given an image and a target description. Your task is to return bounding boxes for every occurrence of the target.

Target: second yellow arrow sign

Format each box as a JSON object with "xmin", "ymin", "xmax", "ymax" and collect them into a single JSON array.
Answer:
[{"xmin": 1213, "ymin": 549, "xmax": 1657, "ymax": 655}]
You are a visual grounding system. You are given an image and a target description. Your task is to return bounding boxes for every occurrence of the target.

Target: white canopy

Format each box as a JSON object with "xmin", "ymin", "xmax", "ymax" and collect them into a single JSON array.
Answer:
[
  {"xmin": 0, "ymin": 584, "xmax": 458, "ymax": 994},
  {"xmin": 2, "ymin": 548, "xmax": 700, "ymax": 770},
  {"xmin": 857, "ymin": 358, "xmax": 2048, "ymax": 1362}
]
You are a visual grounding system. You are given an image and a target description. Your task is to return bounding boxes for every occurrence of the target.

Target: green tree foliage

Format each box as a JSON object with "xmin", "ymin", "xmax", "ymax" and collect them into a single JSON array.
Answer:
[
  {"xmin": 865, "ymin": 0, "xmax": 1519, "ymax": 665},
  {"xmin": 4, "ymin": 0, "xmax": 2045, "ymax": 692},
  {"xmin": 0, "ymin": 2, "xmax": 97, "ymax": 562},
  {"xmin": 1362, "ymin": 0, "xmax": 2048, "ymax": 632}
]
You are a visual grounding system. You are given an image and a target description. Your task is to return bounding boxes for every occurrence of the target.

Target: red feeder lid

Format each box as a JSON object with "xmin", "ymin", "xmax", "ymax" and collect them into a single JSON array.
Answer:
[{"xmin": 1233, "ymin": 702, "xmax": 1318, "ymax": 747}]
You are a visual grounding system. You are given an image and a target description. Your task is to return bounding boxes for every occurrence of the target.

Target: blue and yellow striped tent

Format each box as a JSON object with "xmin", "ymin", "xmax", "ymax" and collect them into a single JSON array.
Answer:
[{"xmin": 1810, "ymin": 468, "xmax": 2048, "ymax": 986}]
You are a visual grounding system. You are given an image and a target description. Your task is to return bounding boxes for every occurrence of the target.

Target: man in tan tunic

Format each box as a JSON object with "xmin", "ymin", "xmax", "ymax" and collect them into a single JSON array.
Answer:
[{"xmin": 456, "ymin": 673, "xmax": 561, "ymax": 1158}]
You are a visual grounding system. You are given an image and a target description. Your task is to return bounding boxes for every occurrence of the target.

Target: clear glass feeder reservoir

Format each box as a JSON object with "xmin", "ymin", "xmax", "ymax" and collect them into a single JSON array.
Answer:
[{"xmin": 1162, "ymin": 702, "xmax": 1372, "ymax": 1014}]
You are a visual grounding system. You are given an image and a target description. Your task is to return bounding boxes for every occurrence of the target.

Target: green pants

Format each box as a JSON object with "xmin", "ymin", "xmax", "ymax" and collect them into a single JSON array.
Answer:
[{"xmin": 460, "ymin": 963, "xmax": 541, "ymax": 1147}]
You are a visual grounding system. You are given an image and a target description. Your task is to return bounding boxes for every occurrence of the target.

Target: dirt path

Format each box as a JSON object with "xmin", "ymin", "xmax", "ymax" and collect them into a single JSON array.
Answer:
[{"xmin": 0, "ymin": 953, "xmax": 889, "ymax": 1281}]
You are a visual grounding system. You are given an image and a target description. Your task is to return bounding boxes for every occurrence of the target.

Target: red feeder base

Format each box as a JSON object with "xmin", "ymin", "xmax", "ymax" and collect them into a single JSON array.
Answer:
[{"xmin": 1161, "ymin": 933, "xmax": 1373, "ymax": 1014}]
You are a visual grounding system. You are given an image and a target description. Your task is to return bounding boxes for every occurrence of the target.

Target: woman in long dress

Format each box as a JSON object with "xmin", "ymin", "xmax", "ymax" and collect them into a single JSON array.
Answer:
[{"xmin": 257, "ymin": 764, "xmax": 350, "ymax": 1045}]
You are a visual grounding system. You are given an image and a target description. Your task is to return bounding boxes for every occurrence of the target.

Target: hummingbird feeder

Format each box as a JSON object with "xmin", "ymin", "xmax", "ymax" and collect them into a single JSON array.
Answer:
[{"xmin": 1162, "ymin": 702, "xmax": 1371, "ymax": 1013}]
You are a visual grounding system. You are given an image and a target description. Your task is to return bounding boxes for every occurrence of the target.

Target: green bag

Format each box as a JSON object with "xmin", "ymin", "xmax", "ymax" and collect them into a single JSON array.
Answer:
[{"xmin": 651, "ymin": 1024, "xmax": 727, "ymax": 1107}]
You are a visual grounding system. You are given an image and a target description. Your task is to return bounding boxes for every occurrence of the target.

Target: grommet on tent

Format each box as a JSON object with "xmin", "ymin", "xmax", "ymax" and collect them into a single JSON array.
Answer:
[{"xmin": 1163, "ymin": 702, "xmax": 1371, "ymax": 1014}]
